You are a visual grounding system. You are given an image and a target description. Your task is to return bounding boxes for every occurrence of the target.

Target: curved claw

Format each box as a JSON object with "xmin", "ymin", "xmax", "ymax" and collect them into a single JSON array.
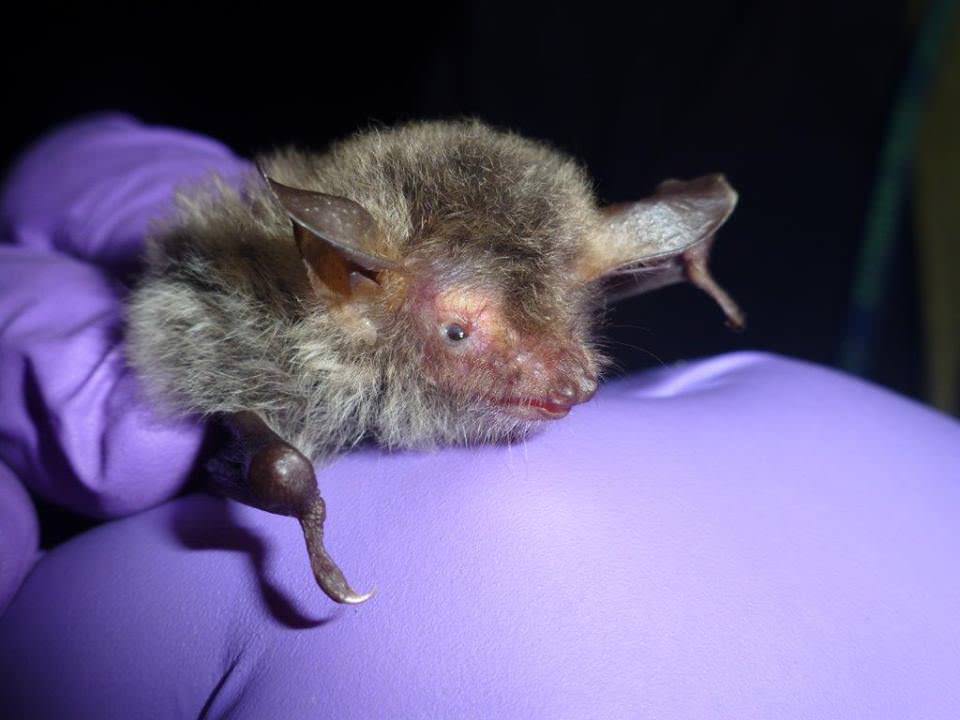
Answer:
[
  {"xmin": 218, "ymin": 412, "xmax": 375, "ymax": 605},
  {"xmin": 299, "ymin": 498, "xmax": 374, "ymax": 605}
]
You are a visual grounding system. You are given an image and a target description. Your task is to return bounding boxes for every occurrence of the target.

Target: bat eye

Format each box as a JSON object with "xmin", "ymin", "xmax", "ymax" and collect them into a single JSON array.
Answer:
[{"xmin": 444, "ymin": 323, "xmax": 469, "ymax": 343}]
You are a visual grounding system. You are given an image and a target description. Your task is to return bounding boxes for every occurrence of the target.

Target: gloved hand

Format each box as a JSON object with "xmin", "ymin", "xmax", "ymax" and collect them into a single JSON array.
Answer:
[
  {"xmin": 0, "ymin": 114, "xmax": 248, "ymax": 610},
  {"xmin": 0, "ymin": 114, "xmax": 249, "ymax": 520},
  {"xmin": 0, "ymin": 461, "xmax": 38, "ymax": 611},
  {"xmin": 2, "ymin": 117, "xmax": 960, "ymax": 719}
]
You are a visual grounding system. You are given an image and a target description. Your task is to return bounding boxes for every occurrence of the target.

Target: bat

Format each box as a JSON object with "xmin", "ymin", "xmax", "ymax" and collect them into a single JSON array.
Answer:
[{"xmin": 126, "ymin": 120, "xmax": 743, "ymax": 604}]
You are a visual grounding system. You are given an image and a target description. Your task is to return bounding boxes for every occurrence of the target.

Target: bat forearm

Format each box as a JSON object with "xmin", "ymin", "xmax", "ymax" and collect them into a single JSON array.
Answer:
[{"xmin": 224, "ymin": 411, "xmax": 318, "ymax": 516}]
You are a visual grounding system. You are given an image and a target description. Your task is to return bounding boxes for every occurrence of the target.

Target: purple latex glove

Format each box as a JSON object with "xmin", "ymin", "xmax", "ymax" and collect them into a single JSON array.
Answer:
[
  {"xmin": 0, "ymin": 461, "xmax": 38, "ymax": 612},
  {"xmin": 2, "ymin": 116, "xmax": 960, "ymax": 718},
  {"xmin": 0, "ymin": 115, "xmax": 248, "ymax": 518},
  {"xmin": 2, "ymin": 353, "xmax": 959, "ymax": 719}
]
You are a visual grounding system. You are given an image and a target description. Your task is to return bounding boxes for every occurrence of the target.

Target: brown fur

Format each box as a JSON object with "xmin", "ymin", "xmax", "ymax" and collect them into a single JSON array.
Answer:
[{"xmin": 127, "ymin": 120, "xmax": 608, "ymax": 459}]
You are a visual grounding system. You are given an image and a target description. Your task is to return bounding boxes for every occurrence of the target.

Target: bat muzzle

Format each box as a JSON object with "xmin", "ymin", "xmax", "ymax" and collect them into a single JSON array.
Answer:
[{"xmin": 496, "ymin": 362, "xmax": 598, "ymax": 420}]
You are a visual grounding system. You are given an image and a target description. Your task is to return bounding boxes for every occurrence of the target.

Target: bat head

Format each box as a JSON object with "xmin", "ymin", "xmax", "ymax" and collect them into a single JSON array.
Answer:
[
  {"xmin": 396, "ymin": 264, "xmax": 600, "ymax": 422},
  {"xmin": 258, "ymin": 121, "xmax": 741, "ymax": 442}
]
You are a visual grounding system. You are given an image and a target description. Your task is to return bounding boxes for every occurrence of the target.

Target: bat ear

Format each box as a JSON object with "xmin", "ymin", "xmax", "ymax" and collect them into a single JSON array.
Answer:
[
  {"xmin": 581, "ymin": 174, "xmax": 745, "ymax": 329},
  {"xmin": 259, "ymin": 165, "xmax": 400, "ymax": 301}
]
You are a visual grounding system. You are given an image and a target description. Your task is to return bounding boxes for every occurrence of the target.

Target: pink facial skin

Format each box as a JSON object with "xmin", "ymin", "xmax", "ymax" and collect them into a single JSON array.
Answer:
[{"xmin": 411, "ymin": 284, "xmax": 598, "ymax": 421}]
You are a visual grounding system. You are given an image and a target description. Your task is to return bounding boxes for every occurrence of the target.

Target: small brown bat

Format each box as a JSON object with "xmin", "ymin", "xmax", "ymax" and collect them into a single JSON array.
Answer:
[{"xmin": 127, "ymin": 120, "xmax": 743, "ymax": 604}]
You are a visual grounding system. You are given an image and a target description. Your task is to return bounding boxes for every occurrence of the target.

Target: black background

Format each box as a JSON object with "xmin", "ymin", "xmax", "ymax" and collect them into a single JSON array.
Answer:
[{"xmin": 4, "ymin": 2, "xmax": 921, "ymax": 397}]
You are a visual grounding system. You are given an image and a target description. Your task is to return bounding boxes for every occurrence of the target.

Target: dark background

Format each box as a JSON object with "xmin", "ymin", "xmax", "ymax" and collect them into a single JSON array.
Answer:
[{"xmin": 4, "ymin": 2, "xmax": 923, "ymax": 397}]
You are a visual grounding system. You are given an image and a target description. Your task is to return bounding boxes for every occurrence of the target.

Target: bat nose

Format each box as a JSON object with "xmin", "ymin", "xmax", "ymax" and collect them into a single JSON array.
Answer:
[
  {"xmin": 510, "ymin": 343, "xmax": 598, "ymax": 410},
  {"xmin": 552, "ymin": 370, "xmax": 598, "ymax": 406},
  {"xmin": 577, "ymin": 372, "xmax": 598, "ymax": 402}
]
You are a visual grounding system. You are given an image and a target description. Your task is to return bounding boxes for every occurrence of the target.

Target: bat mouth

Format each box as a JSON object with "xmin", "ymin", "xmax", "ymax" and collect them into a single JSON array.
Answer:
[{"xmin": 495, "ymin": 397, "xmax": 573, "ymax": 420}]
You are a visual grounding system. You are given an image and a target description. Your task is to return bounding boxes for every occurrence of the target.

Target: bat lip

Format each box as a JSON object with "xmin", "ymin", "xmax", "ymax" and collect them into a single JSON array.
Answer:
[{"xmin": 495, "ymin": 397, "xmax": 573, "ymax": 420}]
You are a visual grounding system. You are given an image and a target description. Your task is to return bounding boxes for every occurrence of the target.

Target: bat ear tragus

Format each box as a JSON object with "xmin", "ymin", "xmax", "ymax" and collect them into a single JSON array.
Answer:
[
  {"xmin": 582, "ymin": 174, "xmax": 745, "ymax": 330},
  {"xmin": 257, "ymin": 164, "xmax": 400, "ymax": 302}
]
